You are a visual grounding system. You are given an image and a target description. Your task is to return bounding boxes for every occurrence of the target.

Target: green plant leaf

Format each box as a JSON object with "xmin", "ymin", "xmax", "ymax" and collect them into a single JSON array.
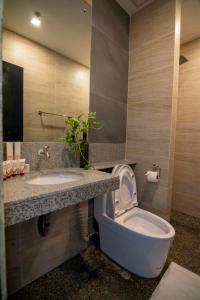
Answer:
[{"xmin": 64, "ymin": 111, "xmax": 101, "ymax": 169}]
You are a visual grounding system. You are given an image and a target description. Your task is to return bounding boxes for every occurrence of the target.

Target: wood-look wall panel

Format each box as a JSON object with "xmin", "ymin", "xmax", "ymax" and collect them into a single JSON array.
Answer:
[
  {"xmin": 174, "ymin": 160, "xmax": 200, "ymax": 197},
  {"xmin": 130, "ymin": 154, "xmax": 171, "ymax": 190},
  {"xmin": 129, "ymin": 0, "xmax": 175, "ymax": 50},
  {"xmin": 172, "ymin": 38, "xmax": 200, "ymax": 218},
  {"xmin": 176, "ymin": 129, "xmax": 200, "ymax": 155},
  {"xmin": 127, "ymin": 128, "xmax": 171, "ymax": 157},
  {"xmin": 173, "ymin": 192, "xmax": 200, "ymax": 218},
  {"xmin": 126, "ymin": 0, "xmax": 181, "ymax": 218},
  {"xmin": 178, "ymin": 77, "xmax": 200, "ymax": 98},
  {"xmin": 128, "ymin": 66, "xmax": 174, "ymax": 97},
  {"xmin": 127, "ymin": 98, "xmax": 172, "ymax": 130},
  {"xmin": 6, "ymin": 202, "xmax": 88, "ymax": 294},
  {"xmin": 129, "ymin": 34, "xmax": 174, "ymax": 77}
]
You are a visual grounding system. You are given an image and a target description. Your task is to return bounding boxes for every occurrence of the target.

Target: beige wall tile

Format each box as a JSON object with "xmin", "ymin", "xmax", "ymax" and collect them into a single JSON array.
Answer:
[
  {"xmin": 174, "ymin": 159, "xmax": 200, "ymax": 198},
  {"xmin": 126, "ymin": 0, "xmax": 181, "ymax": 218},
  {"xmin": 129, "ymin": 0, "xmax": 175, "ymax": 50},
  {"xmin": 127, "ymin": 128, "xmax": 171, "ymax": 157},
  {"xmin": 6, "ymin": 203, "xmax": 88, "ymax": 294},
  {"xmin": 129, "ymin": 33, "xmax": 174, "ymax": 77},
  {"xmin": 173, "ymin": 39, "xmax": 200, "ymax": 218},
  {"xmin": 172, "ymin": 192, "xmax": 200, "ymax": 218},
  {"xmin": 128, "ymin": 154, "xmax": 171, "ymax": 191},
  {"xmin": 127, "ymin": 98, "xmax": 172, "ymax": 130},
  {"xmin": 173, "ymin": 31, "xmax": 200, "ymax": 217},
  {"xmin": 140, "ymin": 186, "xmax": 172, "ymax": 217},
  {"xmin": 128, "ymin": 66, "xmax": 174, "ymax": 98},
  {"xmin": 176, "ymin": 128, "xmax": 200, "ymax": 155}
]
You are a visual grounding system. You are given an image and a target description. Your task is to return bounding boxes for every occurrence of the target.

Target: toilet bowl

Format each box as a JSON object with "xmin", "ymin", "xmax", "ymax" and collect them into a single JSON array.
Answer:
[{"xmin": 94, "ymin": 164, "xmax": 175, "ymax": 278}]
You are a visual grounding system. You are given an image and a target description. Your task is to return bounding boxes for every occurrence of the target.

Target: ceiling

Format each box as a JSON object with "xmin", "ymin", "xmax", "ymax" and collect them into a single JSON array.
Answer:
[
  {"xmin": 116, "ymin": 0, "xmax": 154, "ymax": 15},
  {"xmin": 3, "ymin": 0, "xmax": 92, "ymax": 67},
  {"xmin": 181, "ymin": 0, "xmax": 200, "ymax": 44}
]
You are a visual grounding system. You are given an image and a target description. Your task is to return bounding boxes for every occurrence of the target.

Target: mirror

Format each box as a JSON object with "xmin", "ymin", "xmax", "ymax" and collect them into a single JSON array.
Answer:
[{"xmin": 2, "ymin": 0, "xmax": 92, "ymax": 142}]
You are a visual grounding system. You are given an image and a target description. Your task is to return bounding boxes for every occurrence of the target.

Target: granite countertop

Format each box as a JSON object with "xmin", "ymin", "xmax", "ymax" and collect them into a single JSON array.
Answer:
[
  {"xmin": 93, "ymin": 160, "xmax": 136, "ymax": 170},
  {"xmin": 4, "ymin": 168, "xmax": 120, "ymax": 227}
]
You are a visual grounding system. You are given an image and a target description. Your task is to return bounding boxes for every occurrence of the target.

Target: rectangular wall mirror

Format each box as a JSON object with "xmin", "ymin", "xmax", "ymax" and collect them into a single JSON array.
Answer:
[{"xmin": 2, "ymin": 0, "xmax": 91, "ymax": 142}]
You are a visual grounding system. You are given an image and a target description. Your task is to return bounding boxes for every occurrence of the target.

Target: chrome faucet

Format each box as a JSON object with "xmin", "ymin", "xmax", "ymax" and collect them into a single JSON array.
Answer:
[{"xmin": 38, "ymin": 145, "xmax": 50, "ymax": 159}]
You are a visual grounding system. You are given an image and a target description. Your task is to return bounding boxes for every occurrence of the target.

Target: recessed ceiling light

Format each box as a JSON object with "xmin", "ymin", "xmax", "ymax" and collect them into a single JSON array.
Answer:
[{"xmin": 31, "ymin": 12, "xmax": 41, "ymax": 27}]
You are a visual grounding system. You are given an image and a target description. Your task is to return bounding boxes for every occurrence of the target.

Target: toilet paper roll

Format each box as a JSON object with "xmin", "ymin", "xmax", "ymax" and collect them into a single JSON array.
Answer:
[{"xmin": 145, "ymin": 171, "xmax": 159, "ymax": 183}]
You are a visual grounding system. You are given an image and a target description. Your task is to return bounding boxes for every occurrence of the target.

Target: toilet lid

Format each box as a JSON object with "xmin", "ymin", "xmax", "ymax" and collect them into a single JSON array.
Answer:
[{"xmin": 112, "ymin": 165, "xmax": 138, "ymax": 217}]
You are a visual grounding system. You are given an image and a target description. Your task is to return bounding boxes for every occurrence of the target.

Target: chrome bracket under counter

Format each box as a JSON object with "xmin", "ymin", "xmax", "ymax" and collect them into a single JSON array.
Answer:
[{"xmin": 4, "ymin": 168, "xmax": 120, "ymax": 227}]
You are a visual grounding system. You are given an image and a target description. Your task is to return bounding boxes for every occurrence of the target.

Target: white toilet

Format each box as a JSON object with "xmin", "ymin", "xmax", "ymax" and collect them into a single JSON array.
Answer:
[{"xmin": 94, "ymin": 164, "xmax": 175, "ymax": 278}]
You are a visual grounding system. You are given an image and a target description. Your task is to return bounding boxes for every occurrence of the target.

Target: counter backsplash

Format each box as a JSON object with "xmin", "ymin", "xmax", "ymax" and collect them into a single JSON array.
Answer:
[
  {"xmin": 3, "ymin": 142, "xmax": 126, "ymax": 171},
  {"xmin": 3, "ymin": 142, "xmax": 77, "ymax": 171}
]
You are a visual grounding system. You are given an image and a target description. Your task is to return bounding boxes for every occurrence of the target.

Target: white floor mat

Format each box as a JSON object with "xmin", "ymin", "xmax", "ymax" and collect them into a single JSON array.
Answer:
[{"xmin": 150, "ymin": 262, "xmax": 200, "ymax": 300}]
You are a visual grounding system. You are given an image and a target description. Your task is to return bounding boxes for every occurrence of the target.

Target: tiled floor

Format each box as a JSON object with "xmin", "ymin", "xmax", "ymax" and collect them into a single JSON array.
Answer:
[{"xmin": 9, "ymin": 211, "xmax": 200, "ymax": 300}]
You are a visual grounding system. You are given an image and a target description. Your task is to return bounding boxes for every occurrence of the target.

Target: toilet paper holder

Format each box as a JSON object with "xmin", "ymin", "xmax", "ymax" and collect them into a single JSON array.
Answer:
[{"xmin": 152, "ymin": 164, "xmax": 161, "ymax": 178}]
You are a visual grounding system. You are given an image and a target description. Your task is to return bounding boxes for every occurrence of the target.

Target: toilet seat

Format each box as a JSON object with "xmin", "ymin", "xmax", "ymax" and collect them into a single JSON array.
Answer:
[
  {"xmin": 112, "ymin": 165, "xmax": 138, "ymax": 218},
  {"xmin": 116, "ymin": 207, "xmax": 174, "ymax": 238}
]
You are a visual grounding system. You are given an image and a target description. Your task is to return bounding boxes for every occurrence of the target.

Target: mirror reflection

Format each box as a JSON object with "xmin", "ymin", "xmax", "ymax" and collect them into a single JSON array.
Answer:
[{"xmin": 2, "ymin": 0, "xmax": 91, "ymax": 142}]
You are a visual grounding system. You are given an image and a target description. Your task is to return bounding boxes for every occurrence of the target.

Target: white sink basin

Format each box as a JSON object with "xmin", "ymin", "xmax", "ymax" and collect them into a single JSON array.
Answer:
[{"xmin": 26, "ymin": 173, "xmax": 82, "ymax": 185}]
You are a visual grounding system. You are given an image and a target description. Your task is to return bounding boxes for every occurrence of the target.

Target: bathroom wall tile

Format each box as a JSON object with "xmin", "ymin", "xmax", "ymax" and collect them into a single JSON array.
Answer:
[
  {"xmin": 4, "ymin": 140, "xmax": 126, "ymax": 170},
  {"xmin": 140, "ymin": 186, "xmax": 172, "ymax": 218},
  {"xmin": 90, "ymin": 0, "xmax": 129, "ymax": 145},
  {"xmin": 128, "ymin": 66, "xmax": 174, "ymax": 98},
  {"xmin": 89, "ymin": 93, "xmax": 127, "ymax": 143},
  {"xmin": 172, "ymin": 192, "xmax": 200, "ymax": 218},
  {"xmin": 127, "ymin": 97, "xmax": 172, "ymax": 130},
  {"xmin": 2, "ymin": 29, "xmax": 16, "ymax": 64},
  {"xmin": 90, "ymin": 27, "xmax": 128, "ymax": 104},
  {"xmin": 21, "ymin": 142, "xmax": 77, "ymax": 171},
  {"xmin": 180, "ymin": 38, "xmax": 200, "ymax": 56},
  {"xmin": 173, "ymin": 38, "xmax": 200, "ymax": 218},
  {"xmin": 126, "ymin": 0, "xmax": 181, "ymax": 218},
  {"xmin": 6, "ymin": 203, "xmax": 88, "ymax": 294},
  {"xmin": 175, "ymin": 129, "xmax": 200, "ymax": 155},
  {"xmin": 24, "ymin": 128, "xmax": 55, "ymax": 143},
  {"xmin": 178, "ymin": 72, "xmax": 200, "ymax": 98},
  {"xmin": 126, "ymin": 154, "xmax": 173, "ymax": 219},
  {"xmin": 128, "ymin": 154, "xmax": 171, "ymax": 191},
  {"xmin": 174, "ymin": 159, "xmax": 200, "ymax": 198},
  {"xmin": 176, "ymin": 115, "xmax": 200, "ymax": 137},
  {"xmin": 129, "ymin": 0, "xmax": 175, "ymax": 51},
  {"xmin": 129, "ymin": 33, "xmax": 174, "ymax": 78},
  {"xmin": 89, "ymin": 143, "xmax": 125, "ymax": 163},
  {"xmin": 92, "ymin": 0, "xmax": 129, "ymax": 51},
  {"xmin": 176, "ymin": 96, "xmax": 200, "ymax": 116},
  {"xmin": 174, "ymin": 152, "xmax": 200, "ymax": 164},
  {"xmin": 126, "ymin": 128, "xmax": 171, "ymax": 158}
]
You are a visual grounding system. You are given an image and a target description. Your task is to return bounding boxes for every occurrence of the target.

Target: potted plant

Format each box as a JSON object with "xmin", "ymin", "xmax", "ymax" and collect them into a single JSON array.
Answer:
[{"xmin": 65, "ymin": 112, "xmax": 102, "ymax": 169}]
